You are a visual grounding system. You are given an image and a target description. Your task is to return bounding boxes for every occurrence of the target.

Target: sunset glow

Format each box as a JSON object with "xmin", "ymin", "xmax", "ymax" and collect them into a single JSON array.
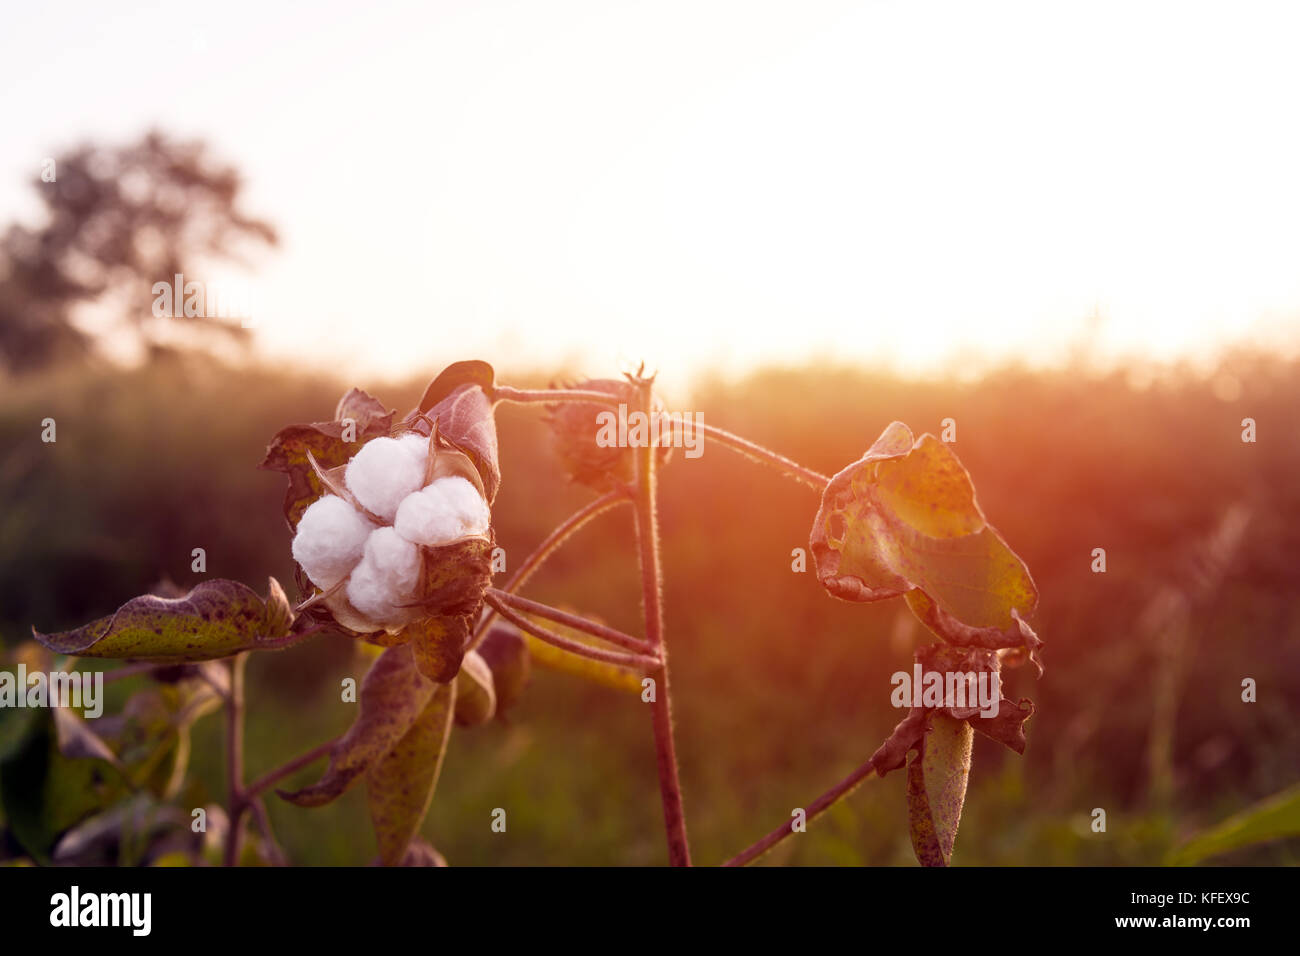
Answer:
[{"xmin": 3, "ymin": 0, "xmax": 1298, "ymax": 386}]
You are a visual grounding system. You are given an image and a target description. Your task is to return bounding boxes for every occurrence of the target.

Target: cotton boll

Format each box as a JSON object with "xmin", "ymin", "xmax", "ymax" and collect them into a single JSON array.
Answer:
[
  {"xmin": 395, "ymin": 433, "xmax": 431, "ymax": 469},
  {"xmin": 394, "ymin": 485, "xmax": 460, "ymax": 547},
  {"xmin": 432, "ymin": 476, "xmax": 491, "ymax": 537},
  {"xmin": 346, "ymin": 527, "xmax": 422, "ymax": 625},
  {"xmin": 291, "ymin": 495, "xmax": 375, "ymax": 590},
  {"xmin": 344, "ymin": 436, "xmax": 428, "ymax": 522}
]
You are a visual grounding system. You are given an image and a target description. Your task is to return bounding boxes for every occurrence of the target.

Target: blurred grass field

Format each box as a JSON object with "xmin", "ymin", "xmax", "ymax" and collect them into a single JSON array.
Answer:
[{"xmin": 2, "ymin": 351, "xmax": 1298, "ymax": 865}]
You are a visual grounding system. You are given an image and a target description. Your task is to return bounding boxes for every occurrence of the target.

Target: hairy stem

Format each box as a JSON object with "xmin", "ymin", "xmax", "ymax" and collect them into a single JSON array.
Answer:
[
  {"xmin": 493, "ymin": 385, "xmax": 625, "ymax": 407},
  {"xmin": 487, "ymin": 588, "xmax": 656, "ymax": 655},
  {"xmin": 223, "ymin": 652, "xmax": 248, "ymax": 867},
  {"xmin": 484, "ymin": 591, "xmax": 661, "ymax": 671},
  {"xmin": 256, "ymin": 623, "xmax": 330, "ymax": 651},
  {"xmin": 632, "ymin": 376, "xmax": 692, "ymax": 867},
  {"xmin": 690, "ymin": 420, "xmax": 830, "ymax": 491},
  {"xmin": 470, "ymin": 490, "xmax": 630, "ymax": 649},
  {"xmin": 723, "ymin": 762, "xmax": 877, "ymax": 867}
]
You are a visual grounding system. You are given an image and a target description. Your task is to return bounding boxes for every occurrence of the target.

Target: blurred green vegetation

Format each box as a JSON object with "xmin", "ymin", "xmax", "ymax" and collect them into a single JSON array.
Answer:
[{"xmin": 2, "ymin": 349, "xmax": 1298, "ymax": 865}]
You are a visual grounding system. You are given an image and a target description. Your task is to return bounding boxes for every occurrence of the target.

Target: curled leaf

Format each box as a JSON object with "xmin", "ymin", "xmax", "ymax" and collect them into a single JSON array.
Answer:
[
  {"xmin": 32, "ymin": 579, "xmax": 292, "ymax": 661},
  {"xmin": 968, "ymin": 696, "xmax": 1034, "ymax": 755},
  {"xmin": 811, "ymin": 422, "xmax": 1038, "ymax": 645},
  {"xmin": 279, "ymin": 645, "xmax": 435, "ymax": 807},
  {"xmin": 907, "ymin": 590, "xmax": 1043, "ymax": 675},
  {"xmin": 867, "ymin": 707, "xmax": 928, "ymax": 777},
  {"xmin": 911, "ymin": 641, "xmax": 1035, "ymax": 752},
  {"xmin": 906, "ymin": 713, "xmax": 973, "ymax": 867},
  {"xmin": 367, "ymin": 680, "xmax": 456, "ymax": 866},
  {"xmin": 335, "ymin": 387, "xmax": 394, "ymax": 435},
  {"xmin": 412, "ymin": 360, "xmax": 501, "ymax": 505}
]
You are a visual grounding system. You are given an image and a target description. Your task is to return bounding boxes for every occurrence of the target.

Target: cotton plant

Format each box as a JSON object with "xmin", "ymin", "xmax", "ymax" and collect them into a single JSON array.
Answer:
[{"xmin": 27, "ymin": 360, "xmax": 1042, "ymax": 868}]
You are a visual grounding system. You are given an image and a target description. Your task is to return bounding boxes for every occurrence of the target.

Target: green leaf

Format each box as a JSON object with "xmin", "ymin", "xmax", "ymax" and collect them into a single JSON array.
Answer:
[
  {"xmin": 1167, "ymin": 783, "xmax": 1300, "ymax": 865},
  {"xmin": 366, "ymin": 679, "xmax": 456, "ymax": 866},
  {"xmin": 113, "ymin": 671, "xmax": 224, "ymax": 798},
  {"xmin": 32, "ymin": 578, "xmax": 294, "ymax": 661},
  {"xmin": 280, "ymin": 644, "xmax": 435, "ymax": 807},
  {"xmin": 811, "ymin": 421, "xmax": 1038, "ymax": 645},
  {"xmin": 413, "ymin": 361, "xmax": 501, "ymax": 505},
  {"xmin": 454, "ymin": 650, "xmax": 496, "ymax": 726},
  {"xmin": 0, "ymin": 713, "xmax": 124, "ymax": 863},
  {"xmin": 906, "ymin": 713, "xmax": 973, "ymax": 867}
]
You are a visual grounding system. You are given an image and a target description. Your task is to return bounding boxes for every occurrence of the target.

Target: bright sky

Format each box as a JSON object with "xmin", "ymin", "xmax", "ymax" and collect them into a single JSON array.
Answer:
[{"xmin": 2, "ymin": 0, "xmax": 1299, "ymax": 389}]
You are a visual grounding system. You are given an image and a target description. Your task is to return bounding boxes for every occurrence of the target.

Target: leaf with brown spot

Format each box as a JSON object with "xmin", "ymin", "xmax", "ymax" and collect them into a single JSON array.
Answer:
[
  {"xmin": 906, "ymin": 713, "xmax": 972, "ymax": 867},
  {"xmin": 279, "ymin": 645, "xmax": 435, "ymax": 807},
  {"xmin": 403, "ymin": 615, "xmax": 468, "ymax": 684},
  {"xmin": 366, "ymin": 679, "xmax": 456, "ymax": 866},
  {"xmin": 415, "ymin": 536, "xmax": 494, "ymax": 619},
  {"xmin": 32, "ymin": 579, "xmax": 290, "ymax": 661},
  {"xmin": 260, "ymin": 392, "xmax": 393, "ymax": 530},
  {"xmin": 811, "ymin": 422, "xmax": 1039, "ymax": 646}
]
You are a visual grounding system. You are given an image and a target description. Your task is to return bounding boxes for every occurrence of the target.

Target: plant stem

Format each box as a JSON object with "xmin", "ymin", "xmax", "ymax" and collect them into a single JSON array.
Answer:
[
  {"xmin": 486, "ymin": 588, "xmax": 656, "ymax": 655},
  {"xmin": 631, "ymin": 376, "xmax": 692, "ymax": 867},
  {"xmin": 245, "ymin": 738, "xmax": 335, "ymax": 801},
  {"xmin": 690, "ymin": 420, "xmax": 830, "ymax": 491},
  {"xmin": 249, "ymin": 797, "xmax": 288, "ymax": 867},
  {"xmin": 493, "ymin": 385, "xmax": 625, "ymax": 407},
  {"xmin": 256, "ymin": 623, "xmax": 330, "ymax": 651},
  {"xmin": 484, "ymin": 591, "xmax": 661, "ymax": 671},
  {"xmin": 470, "ymin": 490, "xmax": 630, "ymax": 649},
  {"xmin": 223, "ymin": 652, "xmax": 248, "ymax": 867},
  {"xmin": 723, "ymin": 761, "xmax": 878, "ymax": 867}
]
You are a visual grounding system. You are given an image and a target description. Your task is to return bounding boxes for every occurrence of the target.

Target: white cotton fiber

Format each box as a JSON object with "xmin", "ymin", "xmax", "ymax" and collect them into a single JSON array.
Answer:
[
  {"xmin": 343, "ymin": 435, "xmax": 430, "ymax": 522},
  {"xmin": 345, "ymin": 526, "xmax": 422, "ymax": 625},
  {"xmin": 394, "ymin": 476, "xmax": 490, "ymax": 547},
  {"xmin": 393, "ymin": 486, "xmax": 463, "ymax": 547},
  {"xmin": 432, "ymin": 476, "xmax": 491, "ymax": 537},
  {"xmin": 291, "ymin": 495, "xmax": 375, "ymax": 590}
]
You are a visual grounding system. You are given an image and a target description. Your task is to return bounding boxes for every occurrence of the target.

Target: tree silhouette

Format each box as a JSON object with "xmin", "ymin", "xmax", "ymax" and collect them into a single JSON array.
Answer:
[{"xmin": 0, "ymin": 130, "xmax": 277, "ymax": 374}]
